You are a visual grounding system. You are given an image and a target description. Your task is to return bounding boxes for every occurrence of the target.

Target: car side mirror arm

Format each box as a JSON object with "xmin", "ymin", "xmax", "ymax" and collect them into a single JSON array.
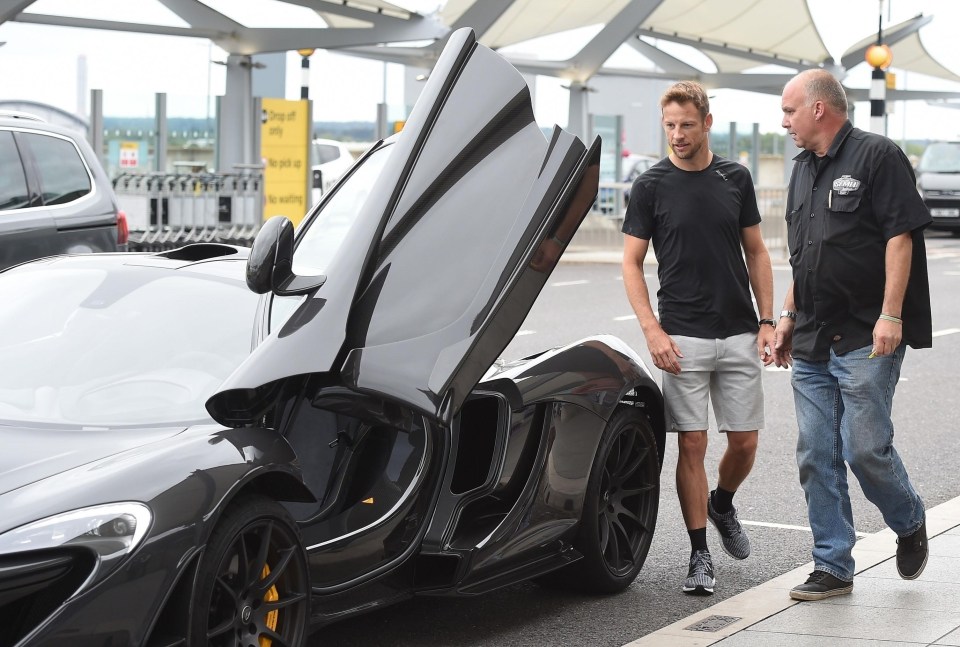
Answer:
[{"xmin": 246, "ymin": 216, "xmax": 326, "ymax": 296}]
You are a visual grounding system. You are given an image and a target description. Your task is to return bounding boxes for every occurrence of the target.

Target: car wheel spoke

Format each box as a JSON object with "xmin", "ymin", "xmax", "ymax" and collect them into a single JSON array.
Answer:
[
  {"xmin": 254, "ymin": 546, "xmax": 296, "ymax": 595},
  {"xmin": 250, "ymin": 521, "xmax": 275, "ymax": 588},
  {"xmin": 206, "ymin": 614, "xmax": 235, "ymax": 641}
]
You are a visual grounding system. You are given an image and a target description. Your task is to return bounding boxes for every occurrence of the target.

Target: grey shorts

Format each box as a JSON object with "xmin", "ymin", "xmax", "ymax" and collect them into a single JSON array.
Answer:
[{"xmin": 662, "ymin": 332, "xmax": 764, "ymax": 433}]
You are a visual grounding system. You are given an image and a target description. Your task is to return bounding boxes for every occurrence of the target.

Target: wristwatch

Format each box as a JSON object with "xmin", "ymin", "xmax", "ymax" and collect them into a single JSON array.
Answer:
[
  {"xmin": 758, "ymin": 318, "xmax": 777, "ymax": 327},
  {"xmin": 779, "ymin": 309, "xmax": 798, "ymax": 321}
]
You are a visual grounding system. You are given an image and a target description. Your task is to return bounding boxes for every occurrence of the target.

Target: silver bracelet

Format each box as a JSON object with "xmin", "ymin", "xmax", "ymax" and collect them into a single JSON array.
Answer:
[{"xmin": 879, "ymin": 313, "xmax": 902, "ymax": 324}]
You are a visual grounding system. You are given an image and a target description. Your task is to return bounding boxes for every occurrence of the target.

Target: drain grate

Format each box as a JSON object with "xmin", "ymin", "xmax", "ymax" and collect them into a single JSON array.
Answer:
[{"xmin": 684, "ymin": 615, "xmax": 742, "ymax": 632}]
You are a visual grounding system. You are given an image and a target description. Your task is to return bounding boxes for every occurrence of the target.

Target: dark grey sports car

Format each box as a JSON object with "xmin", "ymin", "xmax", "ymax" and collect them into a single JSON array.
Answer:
[{"xmin": 0, "ymin": 29, "xmax": 665, "ymax": 647}]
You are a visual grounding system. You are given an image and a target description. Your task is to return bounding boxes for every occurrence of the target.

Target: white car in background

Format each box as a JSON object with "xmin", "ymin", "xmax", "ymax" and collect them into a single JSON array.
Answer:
[{"xmin": 311, "ymin": 138, "xmax": 355, "ymax": 205}]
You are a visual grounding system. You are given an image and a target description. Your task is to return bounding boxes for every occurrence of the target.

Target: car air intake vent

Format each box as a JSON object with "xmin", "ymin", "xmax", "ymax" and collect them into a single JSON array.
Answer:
[
  {"xmin": 0, "ymin": 549, "xmax": 95, "ymax": 645},
  {"xmin": 155, "ymin": 243, "xmax": 240, "ymax": 261}
]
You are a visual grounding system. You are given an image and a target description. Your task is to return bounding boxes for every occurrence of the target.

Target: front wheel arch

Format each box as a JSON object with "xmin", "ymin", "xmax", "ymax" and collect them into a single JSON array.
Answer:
[{"xmin": 539, "ymin": 405, "xmax": 660, "ymax": 594}]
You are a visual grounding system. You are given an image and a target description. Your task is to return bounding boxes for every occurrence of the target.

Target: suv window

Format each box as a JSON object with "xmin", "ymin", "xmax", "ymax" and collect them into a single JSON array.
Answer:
[
  {"xmin": 919, "ymin": 142, "xmax": 960, "ymax": 173},
  {"xmin": 21, "ymin": 131, "xmax": 92, "ymax": 205},
  {"xmin": 0, "ymin": 131, "xmax": 30, "ymax": 210}
]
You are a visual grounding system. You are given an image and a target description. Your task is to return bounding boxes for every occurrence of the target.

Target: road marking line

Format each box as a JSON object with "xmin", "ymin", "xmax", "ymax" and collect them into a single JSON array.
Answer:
[
  {"xmin": 943, "ymin": 271, "xmax": 960, "ymax": 276},
  {"xmin": 613, "ymin": 314, "xmax": 636, "ymax": 321},
  {"xmin": 515, "ymin": 330, "xmax": 536, "ymax": 336},
  {"xmin": 742, "ymin": 520, "xmax": 867, "ymax": 539},
  {"xmin": 551, "ymin": 279, "xmax": 589, "ymax": 287},
  {"xmin": 933, "ymin": 328, "xmax": 960, "ymax": 337}
]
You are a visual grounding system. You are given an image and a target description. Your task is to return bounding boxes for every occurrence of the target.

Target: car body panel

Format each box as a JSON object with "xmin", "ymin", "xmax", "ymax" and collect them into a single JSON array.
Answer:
[
  {"xmin": 208, "ymin": 28, "xmax": 600, "ymax": 428},
  {"xmin": 0, "ymin": 29, "xmax": 664, "ymax": 646}
]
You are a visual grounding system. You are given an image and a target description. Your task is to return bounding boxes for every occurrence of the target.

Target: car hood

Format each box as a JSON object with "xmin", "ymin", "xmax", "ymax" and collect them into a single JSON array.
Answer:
[
  {"xmin": 0, "ymin": 423, "xmax": 185, "ymax": 497},
  {"xmin": 919, "ymin": 171, "xmax": 960, "ymax": 191},
  {"xmin": 207, "ymin": 28, "xmax": 600, "ymax": 427}
]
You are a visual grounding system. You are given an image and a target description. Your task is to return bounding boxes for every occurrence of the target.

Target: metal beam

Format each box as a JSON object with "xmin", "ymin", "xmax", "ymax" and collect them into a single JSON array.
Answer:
[
  {"xmin": 566, "ymin": 0, "xmax": 663, "ymax": 82},
  {"xmin": 627, "ymin": 36, "xmax": 700, "ymax": 76},
  {"xmin": 281, "ymin": 0, "xmax": 414, "ymax": 25},
  {"xmin": 236, "ymin": 22, "xmax": 447, "ymax": 54},
  {"xmin": 840, "ymin": 14, "xmax": 932, "ymax": 72},
  {"xmin": 636, "ymin": 27, "xmax": 820, "ymax": 70},
  {"xmin": 0, "ymin": 0, "xmax": 35, "ymax": 24},
  {"xmin": 12, "ymin": 13, "xmax": 227, "ymax": 40},
  {"xmin": 845, "ymin": 88, "xmax": 960, "ymax": 102},
  {"xmin": 156, "ymin": 0, "xmax": 243, "ymax": 32}
]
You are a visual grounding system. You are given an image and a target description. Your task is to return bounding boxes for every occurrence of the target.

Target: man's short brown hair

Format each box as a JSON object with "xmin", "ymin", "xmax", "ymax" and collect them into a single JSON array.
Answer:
[{"xmin": 660, "ymin": 81, "xmax": 710, "ymax": 121}]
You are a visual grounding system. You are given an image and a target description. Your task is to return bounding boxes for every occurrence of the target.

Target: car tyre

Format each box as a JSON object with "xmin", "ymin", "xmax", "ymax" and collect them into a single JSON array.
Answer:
[
  {"xmin": 541, "ymin": 406, "xmax": 660, "ymax": 594},
  {"xmin": 190, "ymin": 495, "xmax": 310, "ymax": 646}
]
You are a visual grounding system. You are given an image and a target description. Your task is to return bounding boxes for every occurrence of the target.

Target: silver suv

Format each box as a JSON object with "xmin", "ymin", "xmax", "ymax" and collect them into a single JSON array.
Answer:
[
  {"xmin": 0, "ymin": 111, "xmax": 128, "ymax": 270},
  {"xmin": 916, "ymin": 141, "xmax": 960, "ymax": 234}
]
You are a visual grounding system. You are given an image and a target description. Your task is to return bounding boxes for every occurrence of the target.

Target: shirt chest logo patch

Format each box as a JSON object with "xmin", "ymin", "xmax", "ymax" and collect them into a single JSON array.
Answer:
[{"xmin": 832, "ymin": 174, "xmax": 861, "ymax": 195}]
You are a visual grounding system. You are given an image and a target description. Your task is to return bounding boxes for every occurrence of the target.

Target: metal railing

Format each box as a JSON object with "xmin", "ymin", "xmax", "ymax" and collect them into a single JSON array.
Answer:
[
  {"xmin": 113, "ymin": 170, "xmax": 264, "ymax": 251},
  {"xmin": 578, "ymin": 181, "xmax": 789, "ymax": 258}
]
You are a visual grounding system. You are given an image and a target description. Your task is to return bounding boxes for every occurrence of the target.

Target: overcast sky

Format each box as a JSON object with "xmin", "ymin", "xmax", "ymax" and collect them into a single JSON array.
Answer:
[{"xmin": 1, "ymin": 0, "xmax": 959, "ymax": 140}]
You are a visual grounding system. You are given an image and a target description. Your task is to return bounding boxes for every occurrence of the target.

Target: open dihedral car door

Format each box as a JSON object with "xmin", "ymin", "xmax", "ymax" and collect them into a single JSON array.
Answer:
[{"xmin": 207, "ymin": 28, "xmax": 599, "ymax": 427}]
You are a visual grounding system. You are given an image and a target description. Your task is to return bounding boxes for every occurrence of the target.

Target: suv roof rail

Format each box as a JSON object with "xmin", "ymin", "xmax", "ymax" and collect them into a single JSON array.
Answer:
[{"xmin": 0, "ymin": 110, "xmax": 45, "ymax": 122}]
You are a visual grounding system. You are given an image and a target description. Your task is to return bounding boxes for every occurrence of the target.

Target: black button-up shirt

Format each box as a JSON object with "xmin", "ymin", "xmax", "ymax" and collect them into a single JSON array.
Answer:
[{"xmin": 786, "ymin": 121, "xmax": 932, "ymax": 361}]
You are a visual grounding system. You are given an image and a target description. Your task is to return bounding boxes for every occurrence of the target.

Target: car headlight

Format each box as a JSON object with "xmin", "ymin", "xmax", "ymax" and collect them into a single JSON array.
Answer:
[{"xmin": 0, "ymin": 503, "xmax": 152, "ymax": 583}]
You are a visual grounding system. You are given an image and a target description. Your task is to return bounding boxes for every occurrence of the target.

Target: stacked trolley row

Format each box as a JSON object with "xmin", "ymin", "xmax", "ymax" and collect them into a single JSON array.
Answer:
[{"xmin": 113, "ymin": 170, "xmax": 263, "ymax": 251}]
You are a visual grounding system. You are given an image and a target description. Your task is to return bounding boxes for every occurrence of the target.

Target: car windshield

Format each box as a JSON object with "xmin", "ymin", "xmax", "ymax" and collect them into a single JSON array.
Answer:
[
  {"xmin": 0, "ymin": 263, "xmax": 258, "ymax": 428},
  {"xmin": 293, "ymin": 142, "xmax": 394, "ymax": 276},
  {"xmin": 919, "ymin": 143, "xmax": 960, "ymax": 173}
]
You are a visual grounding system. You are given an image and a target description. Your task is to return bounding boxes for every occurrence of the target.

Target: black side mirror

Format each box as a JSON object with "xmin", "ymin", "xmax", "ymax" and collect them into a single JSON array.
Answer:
[{"xmin": 246, "ymin": 216, "xmax": 326, "ymax": 295}]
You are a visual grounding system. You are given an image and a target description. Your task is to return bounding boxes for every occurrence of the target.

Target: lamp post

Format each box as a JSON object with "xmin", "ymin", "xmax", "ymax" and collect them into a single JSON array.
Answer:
[
  {"xmin": 297, "ymin": 48, "xmax": 315, "ymax": 100},
  {"xmin": 865, "ymin": 2, "xmax": 893, "ymax": 135}
]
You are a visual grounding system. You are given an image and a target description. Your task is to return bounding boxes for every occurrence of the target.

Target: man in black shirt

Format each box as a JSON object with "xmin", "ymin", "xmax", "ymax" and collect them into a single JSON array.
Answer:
[
  {"xmin": 773, "ymin": 69, "xmax": 931, "ymax": 602},
  {"xmin": 622, "ymin": 81, "xmax": 775, "ymax": 596}
]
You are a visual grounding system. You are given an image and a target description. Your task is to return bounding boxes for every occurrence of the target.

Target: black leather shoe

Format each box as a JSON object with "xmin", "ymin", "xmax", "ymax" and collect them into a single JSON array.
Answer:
[
  {"xmin": 897, "ymin": 520, "xmax": 928, "ymax": 580},
  {"xmin": 789, "ymin": 570, "xmax": 853, "ymax": 601}
]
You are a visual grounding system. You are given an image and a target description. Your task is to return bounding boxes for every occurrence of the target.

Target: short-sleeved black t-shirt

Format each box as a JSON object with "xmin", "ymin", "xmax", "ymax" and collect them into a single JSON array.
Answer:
[
  {"xmin": 622, "ymin": 154, "xmax": 762, "ymax": 339},
  {"xmin": 786, "ymin": 121, "xmax": 932, "ymax": 361}
]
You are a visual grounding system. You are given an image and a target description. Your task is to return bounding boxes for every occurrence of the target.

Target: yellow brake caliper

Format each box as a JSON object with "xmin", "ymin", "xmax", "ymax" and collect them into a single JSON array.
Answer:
[{"xmin": 259, "ymin": 565, "xmax": 280, "ymax": 647}]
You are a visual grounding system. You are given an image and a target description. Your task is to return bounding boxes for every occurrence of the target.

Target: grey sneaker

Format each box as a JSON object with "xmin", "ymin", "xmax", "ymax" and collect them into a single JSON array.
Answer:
[
  {"xmin": 682, "ymin": 549, "xmax": 715, "ymax": 596},
  {"xmin": 707, "ymin": 491, "xmax": 750, "ymax": 560}
]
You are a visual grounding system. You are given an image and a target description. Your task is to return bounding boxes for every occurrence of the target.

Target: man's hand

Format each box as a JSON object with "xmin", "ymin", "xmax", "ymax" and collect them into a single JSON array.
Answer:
[
  {"xmin": 773, "ymin": 319, "xmax": 794, "ymax": 368},
  {"xmin": 758, "ymin": 325, "xmax": 776, "ymax": 366},
  {"xmin": 645, "ymin": 326, "xmax": 683, "ymax": 375},
  {"xmin": 871, "ymin": 317, "xmax": 903, "ymax": 357}
]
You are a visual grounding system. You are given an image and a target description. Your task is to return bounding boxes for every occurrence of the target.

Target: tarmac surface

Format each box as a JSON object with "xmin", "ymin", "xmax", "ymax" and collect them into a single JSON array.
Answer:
[{"xmin": 568, "ymin": 239, "xmax": 960, "ymax": 647}]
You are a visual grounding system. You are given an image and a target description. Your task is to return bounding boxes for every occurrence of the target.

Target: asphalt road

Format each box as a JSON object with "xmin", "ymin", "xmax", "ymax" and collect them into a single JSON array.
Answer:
[{"xmin": 313, "ymin": 231, "xmax": 960, "ymax": 647}]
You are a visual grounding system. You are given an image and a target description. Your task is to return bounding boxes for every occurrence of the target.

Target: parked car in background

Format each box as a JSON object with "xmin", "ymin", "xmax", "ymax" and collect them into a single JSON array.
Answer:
[
  {"xmin": 0, "ymin": 111, "xmax": 128, "ymax": 270},
  {"xmin": 0, "ymin": 29, "xmax": 665, "ymax": 647},
  {"xmin": 622, "ymin": 153, "xmax": 658, "ymax": 206},
  {"xmin": 916, "ymin": 141, "xmax": 960, "ymax": 234},
  {"xmin": 310, "ymin": 137, "xmax": 355, "ymax": 205}
]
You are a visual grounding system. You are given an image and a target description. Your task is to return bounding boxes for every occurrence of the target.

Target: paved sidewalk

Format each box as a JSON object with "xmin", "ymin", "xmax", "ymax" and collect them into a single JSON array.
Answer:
[{"xmin": 625, "ymin": 496, "xmax": 960, "ymax": 646}]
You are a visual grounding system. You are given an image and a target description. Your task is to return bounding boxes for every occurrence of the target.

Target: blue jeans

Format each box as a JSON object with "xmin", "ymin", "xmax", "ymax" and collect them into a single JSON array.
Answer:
[{"xmin": 792, "ymin": 344, "xmax": 924, "ymax": 581}]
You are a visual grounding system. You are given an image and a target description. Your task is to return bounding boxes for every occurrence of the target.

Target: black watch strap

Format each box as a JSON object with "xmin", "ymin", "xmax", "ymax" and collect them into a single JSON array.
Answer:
[{"xmin": 759, "ymin": 318, "xmax": 777, "ymax": 327}]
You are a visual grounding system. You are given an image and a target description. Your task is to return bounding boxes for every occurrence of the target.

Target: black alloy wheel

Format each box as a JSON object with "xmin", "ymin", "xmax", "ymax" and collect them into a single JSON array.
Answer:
[
  {"xmin": 542, "ymin": 406, "xmax": 660, "ymax": 594},
  {"xmin": 190, "ymin": 496, "xmax": 310, "ymax": 647}
]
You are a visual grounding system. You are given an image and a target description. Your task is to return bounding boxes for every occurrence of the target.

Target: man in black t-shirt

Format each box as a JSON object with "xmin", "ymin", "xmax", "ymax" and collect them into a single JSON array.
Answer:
[
  {"xmin": 773, "ymin": 69, "xmax": 931, "ymax": 602},
  {"xmin": 622, "ymin": 81, "xmax": 775, "ymax": 596}
]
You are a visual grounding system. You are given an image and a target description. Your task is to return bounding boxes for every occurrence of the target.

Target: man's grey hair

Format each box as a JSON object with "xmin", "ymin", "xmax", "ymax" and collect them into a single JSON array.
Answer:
[{"xmin": 799, "ymin": 69, "xmax": 848, "ymax": 114}]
